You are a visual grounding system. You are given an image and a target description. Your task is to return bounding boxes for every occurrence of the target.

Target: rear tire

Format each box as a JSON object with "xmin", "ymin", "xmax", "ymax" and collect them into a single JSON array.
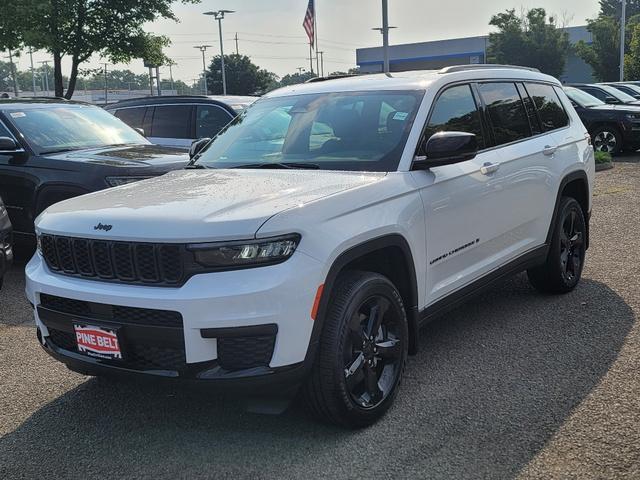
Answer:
[
  {"xmin": 303, "ymin": 271, "xmax": 408, "ymax": 428},
  {"xmin": 528, "ymin": 197, "xmax": 586, "ymax": 294}
]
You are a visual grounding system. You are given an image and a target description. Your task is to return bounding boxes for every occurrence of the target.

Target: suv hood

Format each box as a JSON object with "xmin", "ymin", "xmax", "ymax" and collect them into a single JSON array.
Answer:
[
  {"xmin": 43, "ymin": 144, "xmax": 189, "ymax": 167},
  {"xmin": 36, "ymin": 169, "xmax": 386, "ymax": 242},
  {"xmin": 587, "ymin": 104, "xmax": 640, "ymax": 112}
]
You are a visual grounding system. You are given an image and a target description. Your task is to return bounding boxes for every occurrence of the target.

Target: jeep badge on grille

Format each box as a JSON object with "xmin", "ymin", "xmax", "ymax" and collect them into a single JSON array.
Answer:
[{"xmin": 94, "ymin": 223, "xmax": 113, "ymax": 232}]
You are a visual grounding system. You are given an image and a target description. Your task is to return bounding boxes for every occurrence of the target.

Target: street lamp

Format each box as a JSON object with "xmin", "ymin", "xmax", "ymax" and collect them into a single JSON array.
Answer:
[
  {"xmin": 194, "ymin": 45, "xmax": 212, "ymax": 95},
  {"xmin": 372, "ymin": 0, "xmax": 396, "ymax": 74},
  {"xmin": 203, "ymin": 10, "xmax": 235, "ymax": 95}
]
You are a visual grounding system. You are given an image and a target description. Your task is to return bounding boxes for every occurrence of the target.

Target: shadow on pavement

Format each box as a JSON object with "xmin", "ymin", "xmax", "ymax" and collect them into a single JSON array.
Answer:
[{"xmin": 0, "ymin": 274, "xmax": 634, "ymax": 479}]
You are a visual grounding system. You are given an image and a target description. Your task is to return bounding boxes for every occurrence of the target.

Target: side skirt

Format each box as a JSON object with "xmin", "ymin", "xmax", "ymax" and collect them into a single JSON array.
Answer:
[{"xmin": 418, "ymin": 245, "xmax": 548, "ymax": 326}]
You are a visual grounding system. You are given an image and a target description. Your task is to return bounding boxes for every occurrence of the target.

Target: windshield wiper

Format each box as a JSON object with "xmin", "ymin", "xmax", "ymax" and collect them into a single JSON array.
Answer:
[
  {"xmin": 40, "ymin": 147, "xmax": 83, "ymax": 155},
  {"xmin": 232, "ymin": 162, "xmax": 320, "ymax": 170}
]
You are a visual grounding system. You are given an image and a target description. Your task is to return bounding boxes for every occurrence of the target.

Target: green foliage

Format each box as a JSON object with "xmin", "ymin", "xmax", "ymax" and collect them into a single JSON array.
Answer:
[
  {"xmin": 206, "ymin": 54, "xmax": 278, "ymax": 95},
  {"xmin": 12, "ymin": 0, "xmax": 199, "ymax": 98},
  {"xmin": 600, "ymin": 0, "xmax": 640, "ymax": 18},
  {"xmin": 278, "ymin": 71, "xmax": 316, "ymax": 87},
  {"xmin": 487, "ymin": 8, "xmax": 570, "ymax": 78},
  {"xmin": 594, "ymin": 150, "xmax": 612, "ymax": 164},
  {"xmin": 576, "ymin": 14, "xmax": 640, "ymax": 81}
]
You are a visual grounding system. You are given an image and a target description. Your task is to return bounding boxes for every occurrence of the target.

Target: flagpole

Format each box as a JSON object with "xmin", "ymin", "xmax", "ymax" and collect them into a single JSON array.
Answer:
[
  {"xmin": 314, "ymin": 0, "xmax": 320, "ymax": 76},
  {"xmin": 309, "ymin": 42, "xmax": 314, "ymax": 74}
]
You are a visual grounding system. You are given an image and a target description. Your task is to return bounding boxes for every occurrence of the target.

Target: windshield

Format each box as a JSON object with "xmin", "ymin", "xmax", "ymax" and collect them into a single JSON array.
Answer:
[
  {"xmin": 564, "ymin": 87, "xmax": 605, "ymax": 108},
  {"xmin": 194, "ymin": 90, "xmax": 424, "ymax": 171},
  {"xmin": 5, "ymin": 105, "xmax": 148, "ymax": 154},
  {"xmin": 599, "ymin": 84, "xmax": 638, "ymax": 103}
]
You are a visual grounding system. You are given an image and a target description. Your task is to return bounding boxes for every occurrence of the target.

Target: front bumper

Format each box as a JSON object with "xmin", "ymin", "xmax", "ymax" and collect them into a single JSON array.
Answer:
[{"xmin": 26, "ymin": 249, "xmax": 325, "ymax": 387}]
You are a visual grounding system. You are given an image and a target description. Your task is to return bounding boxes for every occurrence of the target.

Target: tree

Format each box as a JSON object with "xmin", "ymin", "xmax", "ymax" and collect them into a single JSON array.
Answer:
[
  {"xmin": 17, "ymin": 0, "xmax": 198, "ymax": 99},
  {"xmin": 487, "ymin": 8, "xmax": 571, "ymax": 78},
  {"xmin": 0, "ymin": 1, "xmax": 22, "ymax": 96},
  {"xmin": 626, "ymin": 23, "xmax": 640, "ymax": 79},
  {"xmin": 206, "ymin": 54, "xmax": 278, "ymax": 95},
  {"xmin": 575, "ymin": 14, "xmax": 640, "ymax": 81},
  {"xmin": 278, "ymin": 71, "xmax": 316, "ymax": 87},
  {"xmin": 600, "ymin": 0, "xmax": 640, "ymax": 18}
]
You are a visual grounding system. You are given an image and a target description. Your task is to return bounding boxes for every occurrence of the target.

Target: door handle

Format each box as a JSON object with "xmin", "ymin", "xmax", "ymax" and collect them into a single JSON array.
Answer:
[
  {"xmin": 480, "ymin": 162, "xmax": 500, "ymax": 175},
  {"xmin": 543, "ymin": 145, "xmax": 557, "ymax": 156}
]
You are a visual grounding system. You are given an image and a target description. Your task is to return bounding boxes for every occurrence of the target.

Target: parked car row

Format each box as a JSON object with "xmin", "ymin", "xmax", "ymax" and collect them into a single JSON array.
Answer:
[{"xmin": 564, "ymin": 85, "xmax": 640, "ymax": 154}]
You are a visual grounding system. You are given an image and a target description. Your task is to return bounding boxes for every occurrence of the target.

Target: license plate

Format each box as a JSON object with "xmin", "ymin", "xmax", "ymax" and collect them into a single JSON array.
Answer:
[{"xmin": 73, "ymin": 324, "xmax": 122, "ymax": 360}]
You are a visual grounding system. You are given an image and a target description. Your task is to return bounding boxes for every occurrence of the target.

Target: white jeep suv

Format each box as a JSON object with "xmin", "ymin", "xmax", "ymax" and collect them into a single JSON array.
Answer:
[{"xmin": 26, "ymin": 66, "xmax": 594, "ymax": 428}]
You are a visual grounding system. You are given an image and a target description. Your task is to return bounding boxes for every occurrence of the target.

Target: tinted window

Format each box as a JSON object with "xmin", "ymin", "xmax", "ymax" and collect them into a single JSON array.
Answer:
[
  {"xmin": 525, "ymin": 83, "xmax": 569, "ymax": 131},
  {"xmin": 150, "ymin": 105, "xmax": 192, "ymax": 139},
  {"xmin": 478, "ymin": 82, "xmax": 531, "ymax": 145},
  {"xmin": 195, "ymin": 105, "xmax": 233, "ymax": 139},
  {"xmin": 114, "ymin": 107, "xmax": 146, "ymax": 130},
  {"xmin": 517, "ymin": 83, "xmax": 541, "ymax": 135},
  {"xmin": 0, "ymin": 121, "xmax": 12, "ymax": 138},
  {"xmin": 425, "ymin": 84, "xmax": 485, "ymax": 149},
  {"xmin": 582, "ymin": 87, "xmax": 607, "ymax": 101}
]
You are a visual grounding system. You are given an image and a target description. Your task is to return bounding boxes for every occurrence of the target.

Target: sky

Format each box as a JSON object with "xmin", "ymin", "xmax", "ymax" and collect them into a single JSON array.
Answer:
[{"xmin": 13, "ymin": 0, "xmax": 602, "ymax": 87}]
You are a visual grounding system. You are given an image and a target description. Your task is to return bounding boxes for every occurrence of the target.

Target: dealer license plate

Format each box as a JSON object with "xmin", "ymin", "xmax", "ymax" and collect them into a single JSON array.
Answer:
[{"xmin": 73, "ymin": 324, "xmax": 122, "ymax": 360}]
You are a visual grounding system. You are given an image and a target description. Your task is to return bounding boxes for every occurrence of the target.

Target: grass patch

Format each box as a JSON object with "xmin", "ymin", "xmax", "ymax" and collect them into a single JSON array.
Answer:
[{"xmin": 595, "ymin": 150, "xmax": 612, "ymax": 164}]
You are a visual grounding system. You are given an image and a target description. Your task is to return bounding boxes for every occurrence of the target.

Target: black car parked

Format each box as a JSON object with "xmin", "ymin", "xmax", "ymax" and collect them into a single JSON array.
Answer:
[
  {"xmin": 0, "ymin": 99, "xmax": 189, "ymax": 242},
  {"xmin": 568, "ymin": 83, "xmax": 640, "ymax": 106},
  {"xmin": 105, "ymin": 95, "xmax": 257, "ymax": 149},
  {"xmin": 600, "ymin": 82, "xmax": 640, "ymax": 99},
  {"xmin": 0, "ymin": 196, "xmax": 13, "ymax": 289},
  {"xmin": 564, "ymin": 86, "xmax": 640, "ymax": 153}
]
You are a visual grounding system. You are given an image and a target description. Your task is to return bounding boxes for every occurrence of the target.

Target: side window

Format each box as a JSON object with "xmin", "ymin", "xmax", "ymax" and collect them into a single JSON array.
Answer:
[
  {"xmin": 517, "ymin": 83, "xmax": 542, "ymax": 135},
  {"xmin": 583, "ymin": 87, "xmax": 606, "ymax": 101},
  {"xmin": 114, "ymin": 107, "xmax": 146, "ymax": 130},
  {"xmin": 0, "ymin": 121, "xmax": 13, "ymax": 138},
  {"xmin": 195, "ymin": 105, "xmax": 233, "ymax": 139},
  {"xmin": 150, "ymin": 105, "xmax": 192, "ymax": 139},
  {"xmin": 424, "ymin": 84, "xmax": 485, "ymax": 150},
  {"xmin": 525, "ymin": 83, "xmax": 569, "ymax": 131},
  {"xmin": 478, "ymin": 82, "xmax": 531, "ymax": 145}
]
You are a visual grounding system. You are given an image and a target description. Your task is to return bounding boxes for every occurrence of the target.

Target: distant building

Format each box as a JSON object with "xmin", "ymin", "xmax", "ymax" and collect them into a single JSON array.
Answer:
[{"xmin": 356, "ymin": 25, "xmax": 594, "ymax": 84}]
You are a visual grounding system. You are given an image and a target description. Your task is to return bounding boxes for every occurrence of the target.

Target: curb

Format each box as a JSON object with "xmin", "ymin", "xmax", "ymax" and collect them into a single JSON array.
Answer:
[{"xmin": 595, "ymin": 162, "xmax": 614, "ymax": 172}]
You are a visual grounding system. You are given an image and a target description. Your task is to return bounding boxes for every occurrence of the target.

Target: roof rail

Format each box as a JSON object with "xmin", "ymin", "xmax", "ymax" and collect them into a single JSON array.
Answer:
[
  {"xmin": 438, "ymin": 64, "xmax": 540, "ymax": 74},
  {"xmin": 305, "ymin": 74, "xmax": 358, "ymax": 83}
]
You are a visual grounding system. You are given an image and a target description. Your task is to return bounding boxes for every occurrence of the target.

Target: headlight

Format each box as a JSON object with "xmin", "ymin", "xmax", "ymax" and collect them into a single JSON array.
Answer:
[
  {"xmin": 188, "ymin": 234, "xmax": 300, "ymax": 269},
  {"xmin": 105, "ymin": 176, "xmax": 153, "ymax": 187},
  {"xmin": 625, "ymin": 113, "xmax": 640, "ymax": 120}
]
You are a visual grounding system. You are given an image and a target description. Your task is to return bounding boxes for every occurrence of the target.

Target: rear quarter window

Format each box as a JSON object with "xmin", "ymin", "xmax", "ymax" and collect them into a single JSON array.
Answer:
[{"xmin": 525, "ymin": 83, "xmax": 569, "ymax": 131}]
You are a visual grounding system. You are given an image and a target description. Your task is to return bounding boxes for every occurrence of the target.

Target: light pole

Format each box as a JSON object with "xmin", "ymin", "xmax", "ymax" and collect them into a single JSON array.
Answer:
[
  {"xmin": 194, "ymin": 45, "xmax": 212, "ymax": 95},
  {"xmin": 204, "ymin": 10, "xmax": 235, "ymax": 95},
  {"xmin": 318, "ymin": 51, "xmax": 325, "ymax": 77},
  {"xmin": 620, "ymin": 0, "xmax": 627, "ymax": 81},
  {"xmin": 38, "ymin": 61, "xmax": 50, "ymax": 96},
  {"xmin": 28, "ymin": 48, "xmax": 37, "ymax": 96},
  {"xmin": 372, "ymin": 0, "xmax": 396, "ymax": 74}
]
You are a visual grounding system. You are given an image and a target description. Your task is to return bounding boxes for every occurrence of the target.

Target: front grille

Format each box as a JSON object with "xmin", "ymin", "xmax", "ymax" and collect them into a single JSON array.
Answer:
[
  {"xmin": 218, "ymin": 335, "xmax": 276, "ymax": 371},
  {"xmin": 40, "ymin": 293, "xmax": 183, "ymax": 328},
  {"xmin": 48, "ymin": 328, "xmax": 76, "ymax": 351},
  {"xmin": 40, "ymin": 234, "xmax": 185, "ymax": 286}
]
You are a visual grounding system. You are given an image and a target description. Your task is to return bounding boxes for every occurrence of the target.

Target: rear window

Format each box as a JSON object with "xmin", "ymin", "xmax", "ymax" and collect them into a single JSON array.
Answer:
[
  {"xmin": 478, "ymin": 82, "xmax": 531, "ymax": 146},
  {"xmin": 525, "ymin": 83, "xmax": 569, "ymax": 131}
]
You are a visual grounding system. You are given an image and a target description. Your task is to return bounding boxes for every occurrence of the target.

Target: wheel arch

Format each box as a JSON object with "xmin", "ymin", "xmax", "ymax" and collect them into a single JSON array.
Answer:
[
  {"xmin": 306, "ymin": 234, "xmax": 420, "ymax": 367},
  {"xmin": 547, "ymin": 170, "xmax": 591, "ymax": 250}
]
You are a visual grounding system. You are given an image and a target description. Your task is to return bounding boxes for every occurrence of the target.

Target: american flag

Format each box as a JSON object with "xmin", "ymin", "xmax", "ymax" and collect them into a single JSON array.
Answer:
[{"xmin": 303, "ymin": 0, "xmax": 315, "ymax": 45}]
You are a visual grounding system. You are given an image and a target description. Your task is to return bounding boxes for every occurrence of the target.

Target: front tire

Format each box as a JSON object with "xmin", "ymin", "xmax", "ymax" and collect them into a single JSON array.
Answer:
[
  {"xmin": 528, "ymin": 197, "xmax": 586, "ymax": 293},
  {"xmin": 303, "ymin": 271, "xmax": 408, "ymax": 428},
  {"xmin": 592, "ymin": 126, "xmax": 622, "ymax": 154}
]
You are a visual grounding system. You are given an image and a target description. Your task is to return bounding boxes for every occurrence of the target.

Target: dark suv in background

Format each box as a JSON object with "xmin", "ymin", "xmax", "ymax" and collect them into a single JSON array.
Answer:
[
  {"xmin": 105, "ymin": 95, "xmax": 257, "ymax": 149},
  {"xmin": 564, "ymin": 86, "xmax": 640, "ymax": 154},
  {"xmin": 0, "ymin": 99, "xmax": 189, "ymax": 242},
  {"xmin": 568, "ymin": 83, "xmax": 640, "ymax": 106}
]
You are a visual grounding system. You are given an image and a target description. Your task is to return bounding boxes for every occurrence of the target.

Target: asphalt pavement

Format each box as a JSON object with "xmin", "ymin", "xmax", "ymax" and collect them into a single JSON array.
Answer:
[{"xmin": 1, "ymin": 160, "xmax": 639, "ymax": 479}]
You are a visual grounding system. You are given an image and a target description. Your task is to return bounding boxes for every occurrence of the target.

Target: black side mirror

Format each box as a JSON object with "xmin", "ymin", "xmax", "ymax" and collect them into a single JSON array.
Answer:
[
  {"xmin": 413, "ymin": 131, "xmax": 478, "ymax": 169},
  {"xmin": 0, "ymin": 137, "xmax": 18, "ymax": 151},
  {"xmin": 604, "ymin": 96, "xmax": 620, "ymax": 104},
  {"xmin": 189, "ymin": 137, "xmax": 211, "ymax": 159}
]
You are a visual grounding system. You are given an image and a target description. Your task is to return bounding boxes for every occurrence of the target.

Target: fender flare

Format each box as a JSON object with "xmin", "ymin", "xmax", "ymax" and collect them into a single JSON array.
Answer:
[
  {"xmin": 546, "ymin": 169, "xmax": 590, "ymax": 249},
  {"xmin": 303, "ymin": 233, "xmax": 420, "ymax": 372}
]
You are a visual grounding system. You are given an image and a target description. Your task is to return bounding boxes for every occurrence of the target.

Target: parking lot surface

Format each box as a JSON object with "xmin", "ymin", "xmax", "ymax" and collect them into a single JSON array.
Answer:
[{"xmin": 1, "ymin": 161, "xmax": 639, "ymax": 479}]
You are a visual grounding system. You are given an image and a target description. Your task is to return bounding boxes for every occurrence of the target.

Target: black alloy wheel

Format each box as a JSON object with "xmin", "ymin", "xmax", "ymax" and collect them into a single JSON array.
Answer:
[
  {"xmin": 304, "ymin": 271, "xmax": 408, "ymax": 428},
  {"xmin": 343, "ymin": 294, "xmax": 403, "ymax": 409},
  {"xmin": 559, "ymin": 205, "xmax": 585, "ymax": 284}
]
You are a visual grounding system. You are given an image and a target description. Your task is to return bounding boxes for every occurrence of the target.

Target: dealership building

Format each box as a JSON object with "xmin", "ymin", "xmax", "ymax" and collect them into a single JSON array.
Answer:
[{"xmin": 356, "ymin": 26, "xmax": 594, "ymax": 84}]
